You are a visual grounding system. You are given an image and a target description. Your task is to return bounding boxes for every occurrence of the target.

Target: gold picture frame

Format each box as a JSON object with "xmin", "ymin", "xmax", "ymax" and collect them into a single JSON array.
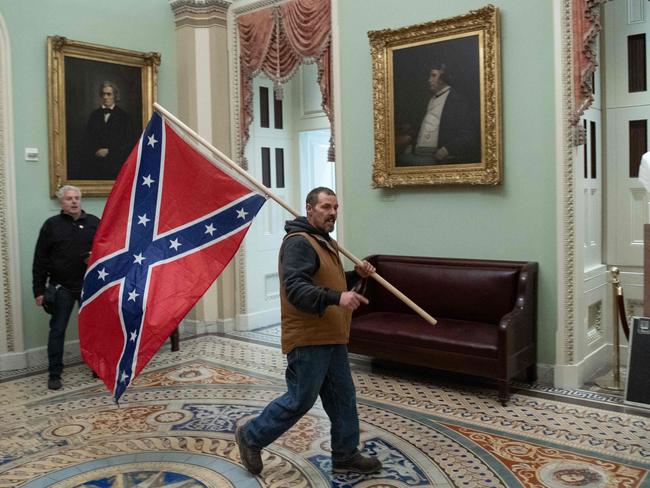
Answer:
[
  {"xmin": 47, "ymin": 36, "xmax": 160, "ymax": 197},
  {"xmin": 370, "ymin": 5, "xmax": 501, "ymax": 187}
]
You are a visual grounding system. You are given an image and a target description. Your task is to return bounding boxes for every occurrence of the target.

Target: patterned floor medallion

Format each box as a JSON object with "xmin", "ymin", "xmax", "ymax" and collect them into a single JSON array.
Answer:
[
  {"xmin": 0, "ymin": 334, "xmax": 648, "ymax": 487},
  {"xmin": 53, "ymin": 462, "xmax": 218, "ymax": 488}
]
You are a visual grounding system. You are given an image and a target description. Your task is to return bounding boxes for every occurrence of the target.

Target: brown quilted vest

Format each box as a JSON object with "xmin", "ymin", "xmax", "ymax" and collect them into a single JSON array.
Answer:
[{"xmin": 279, "ymin": 232, "xmax": 351, "ymax": 354}]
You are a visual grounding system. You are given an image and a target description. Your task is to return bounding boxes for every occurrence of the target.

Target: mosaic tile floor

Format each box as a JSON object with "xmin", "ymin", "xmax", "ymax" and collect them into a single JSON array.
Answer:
[
  {"xmin": 227, "ymin": 325, "xmax": 631, "ymax": 410},
  {"xmin": 0, "ymin": 334, "xmax": 648, "ymax": 487}
]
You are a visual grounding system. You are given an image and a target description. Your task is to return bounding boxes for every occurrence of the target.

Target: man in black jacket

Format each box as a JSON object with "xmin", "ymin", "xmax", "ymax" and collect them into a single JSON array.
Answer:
[{"xmin": 33, "ymin": 185, "xmax": 100, "ymax": 390}]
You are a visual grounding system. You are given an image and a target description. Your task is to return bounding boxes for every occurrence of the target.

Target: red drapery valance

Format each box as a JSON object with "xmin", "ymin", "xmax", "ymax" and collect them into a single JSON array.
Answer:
[
  {"xmin": 572, "ymin": 0, "xmax": 608, "ymax": 126},
  {"xmin": 237, "ymin": 0, "xmax": 333, "ymax": 161}
]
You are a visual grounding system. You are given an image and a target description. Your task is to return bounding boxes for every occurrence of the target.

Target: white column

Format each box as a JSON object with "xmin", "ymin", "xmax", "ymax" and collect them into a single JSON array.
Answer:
[
  {"xmin": 0, "ymin": 12, "xmax": 25, "ymax": 371},
  {"xmin": 171, "ymin": 0, "xmax": 236, "ymax": 333}
]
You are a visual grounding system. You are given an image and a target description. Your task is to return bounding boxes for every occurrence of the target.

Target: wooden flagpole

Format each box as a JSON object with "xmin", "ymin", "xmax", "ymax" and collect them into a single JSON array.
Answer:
[{"xmin": 153, "ymin": 103, "xmax": 437, "ymax": 326}]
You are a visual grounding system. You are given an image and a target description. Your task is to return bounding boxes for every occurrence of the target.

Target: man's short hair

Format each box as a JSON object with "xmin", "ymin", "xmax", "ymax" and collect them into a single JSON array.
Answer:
[
  {"xmin": 306, "ymin": 187, "xmax": 336, "ymax": 207},
  {"xmin": 56, "ymin": 185, "xmax": 81, "ymax": 201},
  {"xmin": 98, "ymin": 81, "xmax": 120, "ymax": 101},
  {"xmin": 430, "ymin": 61, "xmax": 453, "ymax": 84}
]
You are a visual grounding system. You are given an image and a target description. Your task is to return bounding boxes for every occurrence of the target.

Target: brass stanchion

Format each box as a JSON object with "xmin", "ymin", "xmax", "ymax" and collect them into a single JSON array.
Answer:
[{"xmin": 594, "ymin": 267, "xmax": 626, "ymax": 391}]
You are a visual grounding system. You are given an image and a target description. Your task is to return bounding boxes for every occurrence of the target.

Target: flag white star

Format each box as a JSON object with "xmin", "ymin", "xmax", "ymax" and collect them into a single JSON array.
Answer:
[
  {"xmin": 130, "ymin": 330, "xmax": 138, "ymax": 342},
  {"xmin": 98, "ymin": 268, "xmax": 108, "ymax": 281},
  {"xmin": 127, "ymin": 289, "xmax": 140, "ymax": 301},
  {"xmin": 142, "ymin": 174, "xmax": 155, "ymax": 187},
  {"xmin": 204, "ymin": 223, "xmax": 216, "ymax": 236},
  {"xmin": 147, "ymin": 134, "xmax": 158, "ymax": 148},
  {"xmin": 133, "ymin": 253, "xmax": 146, "ymax": 265},
  {"xmin": 137, "ymin": 214, "xmax": 150, "ymax": 226},
  {"xmin": 120, "ymin": 371, "xmax": 129, "ymax": 383},
  {"xmin": 236, "ymin": 207, "xmax": 248, "ymax": 219},
  {"xmin": 169, "ymin": 238, "xmax": 181, "ymax": 251}
]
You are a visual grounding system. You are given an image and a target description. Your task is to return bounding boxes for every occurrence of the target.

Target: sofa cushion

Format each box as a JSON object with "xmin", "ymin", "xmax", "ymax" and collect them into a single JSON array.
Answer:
[
  {"xmin": 350, "ymin": 312, "xmax": 498, "ymax": 358},
  {"xmin": 370, "ymin": 259, "xmax": 519, "ymax": 324}
]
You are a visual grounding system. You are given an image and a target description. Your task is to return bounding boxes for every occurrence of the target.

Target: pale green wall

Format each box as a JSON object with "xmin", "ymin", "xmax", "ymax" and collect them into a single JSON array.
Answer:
[
  {"xmin": 336, "ymin": 0, "xmax": 557, "ymax": 363},
  {"xmin": 0, "ymin": 0, "xmax": 177, "ymax": 350}
]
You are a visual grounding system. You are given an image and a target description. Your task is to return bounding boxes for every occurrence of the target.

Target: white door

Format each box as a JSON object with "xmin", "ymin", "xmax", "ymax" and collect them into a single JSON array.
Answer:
[
  {"xmin": 604, "ymin": 0, "xmax": 650, "ymax": 267},
  {"xmin": 606, "ymin": 106, "xmax": 650, "ymax": 266},
  {"xmin": 299, "ymin": 129, "xmax": 336, "ymax": 238},
  {"xmin": 239, "ymin": 75, "xmax": 294, "ymax": 330}
]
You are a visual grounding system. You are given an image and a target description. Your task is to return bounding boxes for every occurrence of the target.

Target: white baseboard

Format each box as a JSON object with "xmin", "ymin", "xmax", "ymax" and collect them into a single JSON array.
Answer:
[
  {"xmin": 181, "ymin": 318, "xmax": 235, "ymax": 334},
  {"xmin": 0, "ymin": 318, "xmax": 243, "ymax": 372},
  {"xmin": 0, "ymin": 340, "xmax": 81, "ymax": 372},
  {"xmin": 535, "ymin": 363, "xmax": 554, "ymax": 385},
  {"xmin": 553, "ymin": 343, "xmax": 629, "ymax": 389},
  {"xmin": 236, "ymin": 307, "xmax": 280, "ymax": 331}
]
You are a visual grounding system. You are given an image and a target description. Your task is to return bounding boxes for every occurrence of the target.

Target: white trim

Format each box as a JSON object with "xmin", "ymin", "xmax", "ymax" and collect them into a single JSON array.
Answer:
[
  {"xmin": 0, "ymin": 12, "xmax": 24, "ymax": 362},
  {"xmin": 0, "ymin": 340, "xmax": 81, "ymax": 372},
  {"xmin": 554, "ymin": 0, "xmax": 567, "ymax": 367},
  {"xmin": 555, "ymin": 0, "xmax": 578, "ymax": 386},
  {"xmin": 331, "ymin": 0, "xmax": 344, "ymax": 248},
  {"xmin": 536, "ymin": 363, "xmax": 555, "ymax": 386},
  {"xmin": 236, "ymin": 307, "xmax": 280, "ymax": 331},
  {"xmin": 181, "ymin": 317, "xmax": 234, "ymax": 334},
  {"xmin": 554, "ymin": 343, "xmax": 620, "ymax": 388},
  {"xmin": 194, "ymin": 27, "xmax": 213, "ymax": 139},
  {"xmin": 227, "ymin": 1, "xmax": 247, "ymax": 318}
]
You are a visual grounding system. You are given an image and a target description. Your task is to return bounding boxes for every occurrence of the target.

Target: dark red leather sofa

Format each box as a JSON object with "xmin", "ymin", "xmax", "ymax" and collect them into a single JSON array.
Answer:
[{"xmin": 349, "ymin": 255, "xmax": 538, "ymax": 405}]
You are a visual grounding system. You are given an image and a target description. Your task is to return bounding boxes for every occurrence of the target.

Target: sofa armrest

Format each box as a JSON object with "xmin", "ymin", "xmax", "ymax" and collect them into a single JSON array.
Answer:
[{"xmin": 498, "ymin": 263, "xmax": 538, "ymax": 357}]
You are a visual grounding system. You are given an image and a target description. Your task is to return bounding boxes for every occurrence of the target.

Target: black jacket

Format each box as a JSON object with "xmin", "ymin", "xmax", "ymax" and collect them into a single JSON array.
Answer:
[
  {"xmin": 280, "ymin": 217, "xmax": 359, "ymax": 315},
  {"xmin": 32, "ymin": 210, "xmax": 100, "ymax": 296}
]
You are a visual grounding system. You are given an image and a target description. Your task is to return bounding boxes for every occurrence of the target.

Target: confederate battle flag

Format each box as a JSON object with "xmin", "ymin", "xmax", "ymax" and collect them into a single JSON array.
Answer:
[{"xmin": 78, "ymin": 112, "xmax": 266, "ymax": 401}]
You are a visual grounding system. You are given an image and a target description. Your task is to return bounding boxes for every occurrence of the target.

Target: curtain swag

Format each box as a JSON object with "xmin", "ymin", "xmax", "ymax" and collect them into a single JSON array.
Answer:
[
  {"xmin": 237, "ymin": 0, "xmax": 334, "ymax": 161},
  {"xmin": 572, "ymin": 0, "xmax": 608, "ymax": 126}
]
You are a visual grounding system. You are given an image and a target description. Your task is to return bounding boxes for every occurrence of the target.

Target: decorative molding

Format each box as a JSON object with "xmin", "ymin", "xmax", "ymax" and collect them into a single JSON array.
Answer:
[
  {"xmin": 236, "ymin": 243, "xmax": 247, "ymax": 316},
  {"xmin": 231, "ymin": 0, "xmax": 282, "ymax": 16},
  {"xmin": 0, "ymin": 12, "xmax": 22, "ymax": 357},
  {"xmin": 169, "ymin": 0, "xmax": 231, "ymax": 28},
  {"xmin": 227, "ymin": 2, "xmax": 259, "ymax": 320},
  {"xmin": 560, "ymin": 0, "xmax": 577, "ymax": 365},
  {"xmin": 586, "ymin": 300, "xmax": 603, "ymax": 343}
]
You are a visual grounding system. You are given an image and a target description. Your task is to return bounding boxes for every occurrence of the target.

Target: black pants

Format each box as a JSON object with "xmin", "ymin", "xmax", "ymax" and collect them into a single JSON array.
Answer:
[{"xmin": 48, "ymin": 287, "xmax": 79, "ymax": 379}]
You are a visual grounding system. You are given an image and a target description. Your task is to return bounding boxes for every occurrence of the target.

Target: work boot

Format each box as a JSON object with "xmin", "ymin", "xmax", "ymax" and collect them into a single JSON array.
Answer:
[
  {"xmin": 235, "ymin": 425, "xmax": 263, "ymax": 475},
  {"xmin": 47, "ymin": 377, "xmax": 62, "ymax": 390},
  {"xmin": 332, "ymin": 452, "xmax": 382, "ymax": 474}
]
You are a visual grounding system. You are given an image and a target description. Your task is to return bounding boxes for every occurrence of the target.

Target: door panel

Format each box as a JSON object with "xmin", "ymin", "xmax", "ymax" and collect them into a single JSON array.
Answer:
[{"xmin": 606, "ymin": 106, "xmax": 649, "ymax": 266}]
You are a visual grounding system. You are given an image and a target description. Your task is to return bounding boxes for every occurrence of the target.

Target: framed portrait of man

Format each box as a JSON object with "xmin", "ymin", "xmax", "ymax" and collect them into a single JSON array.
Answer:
[
  {"xmin": 370, "ymin": 5, "xmax": 502, "ymax": 187},
  {"xmin": 47, "ymin": 36, "xmax": 160, "ymax": 196}
]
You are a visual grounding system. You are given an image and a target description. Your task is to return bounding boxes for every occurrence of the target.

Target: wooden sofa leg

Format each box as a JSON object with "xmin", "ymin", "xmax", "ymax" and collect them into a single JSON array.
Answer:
[
  {"xmin": 170, "ymin": 328, "xmax": 180, "ymax": 352},
  {"xmin": 497, "ymin": 380, "xmax": 509, "ymax": 406}
]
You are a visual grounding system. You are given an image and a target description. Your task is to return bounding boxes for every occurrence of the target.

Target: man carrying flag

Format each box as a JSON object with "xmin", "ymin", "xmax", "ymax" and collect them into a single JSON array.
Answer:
[
  {"xmin": 78, "ymin": 111, "xmax": 266, "ymax": 401},
  {"xmin": 235, "ymin": 187, "xmax": 383, "ymax": 476}
]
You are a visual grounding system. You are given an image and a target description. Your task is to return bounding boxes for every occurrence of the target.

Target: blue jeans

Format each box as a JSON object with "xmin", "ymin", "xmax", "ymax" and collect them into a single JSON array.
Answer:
[
  {"xmin": 241, "ymin": 344, "xmax": 360, "ymax": 462},
  {"xmin": 48, "ymin": 286, "xmax": 79, "ymax": 379}
]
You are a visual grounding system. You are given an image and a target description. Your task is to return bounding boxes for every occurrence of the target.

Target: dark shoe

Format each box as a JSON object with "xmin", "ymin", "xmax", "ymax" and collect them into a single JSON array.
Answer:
[
  {"xmin": 235, "ymin": 425, "xmax": 263, "ymax": 475},
  {"xmin": 92, "ymin": 371, "xmax": 99, "ymax": 379},
  {"xmin": 332, "ymin": 452, "xmax": 382, "ymax": 474},
  {"xmin": 47, "ymin": 377, "xmax": 62, "ymax": 390}
]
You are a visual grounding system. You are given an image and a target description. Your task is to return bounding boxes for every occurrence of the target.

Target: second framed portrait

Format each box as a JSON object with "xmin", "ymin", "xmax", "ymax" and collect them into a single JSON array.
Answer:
[
  {"xmin": 370, "ymin": 5, "xmax": 502, "ymax": 187},
  {"xmin": 47, "ymin": 36, "xmax": 160, "ymax": 196}
]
